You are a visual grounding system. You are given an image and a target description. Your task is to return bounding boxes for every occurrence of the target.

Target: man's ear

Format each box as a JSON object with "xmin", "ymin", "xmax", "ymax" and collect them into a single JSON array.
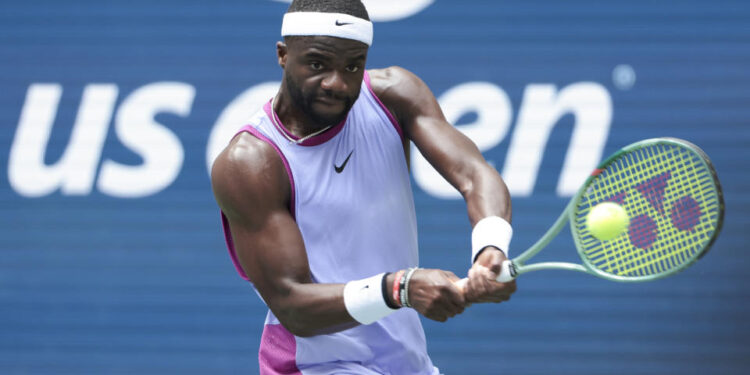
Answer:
[{"xmin": 277, "ymin": 41, "xmax": 288, "ymax": 69}]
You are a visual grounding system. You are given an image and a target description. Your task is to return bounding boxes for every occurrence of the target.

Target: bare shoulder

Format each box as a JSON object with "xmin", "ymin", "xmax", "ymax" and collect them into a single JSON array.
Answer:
[
  {"xmin": 367, "ymin": 66, "xmax": 427, "ymax": 101},
  {"xmin": 210, "ymin": 132, "xmax": 290, "ymax": 221},
  {"xmin": 367, "ymin": 67, "xmax": 441, "ymax": 131}
]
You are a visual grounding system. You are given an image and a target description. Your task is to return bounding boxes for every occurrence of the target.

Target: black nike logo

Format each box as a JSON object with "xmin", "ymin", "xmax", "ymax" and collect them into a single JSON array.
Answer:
[
  {"xmin": 335, "ymin": 20, "xmax": 352, "ymax": 26},
  {"xmin": 334, "ymin": 150, "xmax": 354, "ymax": 174}
]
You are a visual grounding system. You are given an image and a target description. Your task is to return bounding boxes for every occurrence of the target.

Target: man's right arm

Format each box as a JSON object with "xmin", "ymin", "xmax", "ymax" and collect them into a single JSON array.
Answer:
[
  {"xmin": 211, "ymin": 132, "xmax": 466, "ymax": 336},
  {"xmin": 211, "ymin": 133, "xmax": 357, "ymax": 337}
]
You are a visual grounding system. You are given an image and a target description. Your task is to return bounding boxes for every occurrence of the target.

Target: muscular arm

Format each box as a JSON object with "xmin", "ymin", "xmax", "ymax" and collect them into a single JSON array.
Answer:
[
  {"xmin": 368, "ymin": 67, "xmax": 516, "ymax": 302},
  {"xmin": 368, "ymin": 67, "xmax": 510, "ymax": 226},
  {"xmin": 212, "ymin": 132, "xmax": 465, "ymax": 336},
  {"xmin": 211, "ymin": 133, "xmax": 356, "ymax": 337}
]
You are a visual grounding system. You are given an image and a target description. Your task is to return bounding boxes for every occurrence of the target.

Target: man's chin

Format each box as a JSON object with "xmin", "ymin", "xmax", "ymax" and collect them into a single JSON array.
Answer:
[
  {"xmin": 310, "ymin": 106, "xmax": 348, "ymax": 126},
  {"xmin": 313, "ymin": 114, "xmax": 346, "ymax": 127}
]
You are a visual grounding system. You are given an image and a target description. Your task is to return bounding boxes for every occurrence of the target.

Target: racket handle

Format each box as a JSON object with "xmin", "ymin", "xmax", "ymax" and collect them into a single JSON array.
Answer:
[
  {"xmin": 497, "ymin": 259, "xmax": 516, "ymax": 282},
  {"xmin": 454, "ymin": 260, "xmax": 516, "ymax": 290}
]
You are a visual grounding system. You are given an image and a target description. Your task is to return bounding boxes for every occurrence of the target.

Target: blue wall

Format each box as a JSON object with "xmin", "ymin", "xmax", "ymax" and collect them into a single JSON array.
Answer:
[{"xmin": 1, "ymin": 1, "xmax": 749, "ymax": 374}]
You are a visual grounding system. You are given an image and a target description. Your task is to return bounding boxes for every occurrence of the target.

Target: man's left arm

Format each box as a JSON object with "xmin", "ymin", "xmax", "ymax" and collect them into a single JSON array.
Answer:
[{"xmin": 368, "ymin": 67, "xmax": 516, "ymax": 303}]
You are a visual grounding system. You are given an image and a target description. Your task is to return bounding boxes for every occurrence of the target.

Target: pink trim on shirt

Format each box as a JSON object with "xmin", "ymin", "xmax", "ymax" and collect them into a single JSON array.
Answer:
[
  {"xmin": 259, "ymin": 324, "xmax": 302, "ymax": 375},
  {"xmin": 220, "ymin": 212, "xmax": 249, "ymax": 280},
  {"xmin": 238, "ymin": 125, "xmax": 297, "ymax": 219},
  {"xmin": 263, "ymin": 100, "xmax": 348, "ymax": 147},
  {"xmin": 363, "ymin": 71, "xmax": 405, "ymax": 142},
  {"xmin": 220, "ymin": 125, "xmax": 297, "ymax": 281}
]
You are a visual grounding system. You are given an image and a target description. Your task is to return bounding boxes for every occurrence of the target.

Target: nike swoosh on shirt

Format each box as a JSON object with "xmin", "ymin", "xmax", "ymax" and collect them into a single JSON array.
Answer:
[{"xmin": 334, "ymin": 150, "xmax": 354, "ymax": 174}]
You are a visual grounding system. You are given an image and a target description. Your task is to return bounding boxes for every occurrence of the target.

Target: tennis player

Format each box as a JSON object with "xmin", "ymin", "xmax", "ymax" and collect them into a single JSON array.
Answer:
[{"xmin": 211, "ymin": 0, "xmax": 515, "ymax": 373}]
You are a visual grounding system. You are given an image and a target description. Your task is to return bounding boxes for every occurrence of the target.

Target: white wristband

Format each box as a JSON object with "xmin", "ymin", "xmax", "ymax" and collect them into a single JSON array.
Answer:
[
  {"xmin": 471, "ymin": 216, "xmax": 513, "ymax": 264},
  {"xmin": 343, "ymin": 273, "xmax": 396, "ymax": 325}
]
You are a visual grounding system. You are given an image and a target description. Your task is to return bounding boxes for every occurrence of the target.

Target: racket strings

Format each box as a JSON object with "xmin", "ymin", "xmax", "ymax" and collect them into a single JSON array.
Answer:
[
  {"xmin": 623, "ymin": 145, "xmax": 717, "ymax": 274},
  {"xmin": 618, "ymin": 146, "xmax": 713, "ymax": 275},
  {"xmin": 575, "ymin": 143, "xmax": 720, "ymax": 279}
]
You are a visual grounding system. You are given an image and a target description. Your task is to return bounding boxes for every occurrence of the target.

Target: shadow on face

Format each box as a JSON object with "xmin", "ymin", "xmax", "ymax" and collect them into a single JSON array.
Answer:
[{"xmin": 279, "ymin": 36, "xmax": 369, "ymax": 126}]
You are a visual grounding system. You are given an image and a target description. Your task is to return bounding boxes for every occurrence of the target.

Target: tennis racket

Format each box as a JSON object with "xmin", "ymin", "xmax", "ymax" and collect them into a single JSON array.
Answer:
[{"xmin": 460, "ymin": 137, "xmax": 724, "ymax": 285}]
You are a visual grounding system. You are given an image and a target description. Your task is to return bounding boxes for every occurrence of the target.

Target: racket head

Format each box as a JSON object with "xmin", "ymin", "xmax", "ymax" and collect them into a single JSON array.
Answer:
[{"xmin": 569, "ymin": 138, "xmax": 724, "ymax": 282}]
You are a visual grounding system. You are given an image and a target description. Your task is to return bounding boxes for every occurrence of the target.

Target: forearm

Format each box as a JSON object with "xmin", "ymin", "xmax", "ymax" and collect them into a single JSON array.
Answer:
[
  {"xmin": 462, "ymin": 161, "xmax": 512, "ymax": 226},
  {"xmin": 270, "ymin": 269, "xmax": 468, "ymax": 333},
  {"xmin": 268, "ymin": 282, "xmax": 356, "ymax": 337},
  {"xmin": 269, "ymin": 272, "xmax": 404, "ymax": 337},
  {"xmin": 460, "ymin": 163, "xmax": 518, "ymax": 304}
]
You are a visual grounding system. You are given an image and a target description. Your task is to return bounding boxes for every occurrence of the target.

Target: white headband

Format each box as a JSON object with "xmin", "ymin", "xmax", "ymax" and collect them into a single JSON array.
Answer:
[{"xmin": 281, "ymin": 12, "xmax": 373, "ymax": 46}]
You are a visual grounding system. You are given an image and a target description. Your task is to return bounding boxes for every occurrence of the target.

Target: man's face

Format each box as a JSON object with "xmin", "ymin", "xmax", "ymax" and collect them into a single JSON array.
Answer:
[{"xmin": 280, "ymin": 36, "xmax": 369, "ymax": 126}]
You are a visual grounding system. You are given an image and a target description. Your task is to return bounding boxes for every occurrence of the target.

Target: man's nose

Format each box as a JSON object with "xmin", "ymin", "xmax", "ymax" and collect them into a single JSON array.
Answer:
[{"xmin": 321, "ymin": 70, "xmax": 347, "ymax": 93}]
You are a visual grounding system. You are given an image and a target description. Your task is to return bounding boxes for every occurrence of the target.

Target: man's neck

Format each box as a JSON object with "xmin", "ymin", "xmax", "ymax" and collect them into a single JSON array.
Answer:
[{"xmin": 272, "ymin": 92, "xmax": 330, "ymax": 139}]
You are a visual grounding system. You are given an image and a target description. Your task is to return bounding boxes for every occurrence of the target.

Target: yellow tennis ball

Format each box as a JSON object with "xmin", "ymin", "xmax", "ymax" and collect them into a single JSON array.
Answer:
[{"xmin": 586, "ymin": 202, "xmax": 630, "ymax": 241}]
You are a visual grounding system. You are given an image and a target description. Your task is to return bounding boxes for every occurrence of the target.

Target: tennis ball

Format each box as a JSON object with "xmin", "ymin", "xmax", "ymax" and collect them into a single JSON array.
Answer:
[{"xmin": 586, "ymin": 202, "xmax": 630, "ymax": 241}]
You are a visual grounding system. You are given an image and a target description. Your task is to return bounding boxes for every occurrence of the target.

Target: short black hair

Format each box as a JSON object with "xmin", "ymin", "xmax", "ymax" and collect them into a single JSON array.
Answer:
[{"xmin": 287, "ymin": 0, "xmax": 370, "ymax": 21}]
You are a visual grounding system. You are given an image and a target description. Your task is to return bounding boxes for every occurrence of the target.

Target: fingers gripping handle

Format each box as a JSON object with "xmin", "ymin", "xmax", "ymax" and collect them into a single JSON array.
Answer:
[{"xmin": 455, "ymin": 260, "xmax": 516, "ymax": 290}]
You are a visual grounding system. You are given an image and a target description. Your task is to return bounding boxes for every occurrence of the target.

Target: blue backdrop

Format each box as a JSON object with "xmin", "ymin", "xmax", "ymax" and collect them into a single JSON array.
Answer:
[{"xmin": 1, "ymin": 1, "xmax": 749, "ymax": 374}]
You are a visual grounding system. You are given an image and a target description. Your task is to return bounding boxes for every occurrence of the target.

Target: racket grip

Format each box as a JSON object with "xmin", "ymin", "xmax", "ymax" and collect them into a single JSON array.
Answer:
[
  {"xmin": 496, "ymin": 259, "xmax": 516, "ymax": 282},
  {"xmin": 454, "ymin": 260, "xmax": 516, "ymax": 290}
]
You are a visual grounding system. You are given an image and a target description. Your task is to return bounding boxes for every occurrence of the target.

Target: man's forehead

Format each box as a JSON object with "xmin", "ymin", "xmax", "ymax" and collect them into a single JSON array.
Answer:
[{"xmin": 288, "ymin": 36, "xmax": 369, "ymax": 55}]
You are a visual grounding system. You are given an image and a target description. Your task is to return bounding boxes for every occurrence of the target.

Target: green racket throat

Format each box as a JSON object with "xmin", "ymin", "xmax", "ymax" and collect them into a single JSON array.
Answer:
[{"xmin": 496, "ymin": 201, "xmax": 588, "ymax": 282}]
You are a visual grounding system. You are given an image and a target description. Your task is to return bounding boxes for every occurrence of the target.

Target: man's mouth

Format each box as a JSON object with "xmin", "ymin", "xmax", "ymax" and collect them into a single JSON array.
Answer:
[{"xmin": 315, "ymin": 96, "xmax": 344, "ymax": 105}]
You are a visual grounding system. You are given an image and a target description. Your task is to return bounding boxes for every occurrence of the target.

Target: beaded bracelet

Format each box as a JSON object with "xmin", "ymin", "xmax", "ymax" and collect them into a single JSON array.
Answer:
[
  {"xmin": 398, "ymin": 268, "xmax": 410, "ymax": 307},
  {"xmin": 402, "ymin": 267, "xmax": 419, "ymax": 308}
]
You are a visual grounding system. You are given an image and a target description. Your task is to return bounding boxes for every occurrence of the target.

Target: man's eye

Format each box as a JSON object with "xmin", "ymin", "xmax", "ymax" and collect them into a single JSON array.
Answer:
[
  {"xmin": 310, "ymin": 62, "xmax": 323, "ymax": 70},
  {"xmin": 346, "ymin": 65, "xmax": 360, "ymax": 73}
]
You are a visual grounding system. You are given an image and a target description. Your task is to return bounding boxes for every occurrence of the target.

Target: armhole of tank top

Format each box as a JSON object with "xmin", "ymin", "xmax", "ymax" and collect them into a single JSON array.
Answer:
[
  {"xmin": 238, "ymin": 126, "xmax": 297, "ymax": 220},
  {"xmin": 363, "ymin": 71, "xmax": 405, "ymax": 143},
  {"xmin": 220, "ymin": 210, "xmax": 251, "ymax": 281}
]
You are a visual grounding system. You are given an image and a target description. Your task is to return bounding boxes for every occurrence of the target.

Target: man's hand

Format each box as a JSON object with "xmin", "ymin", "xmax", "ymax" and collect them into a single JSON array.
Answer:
[
  {"xmin": 407, "ymin": 269, "xmax": 466, "ymax": 322},
  {"xmin": 464, "ymin": 248, "xmax": 517, "ymax": 303}
]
